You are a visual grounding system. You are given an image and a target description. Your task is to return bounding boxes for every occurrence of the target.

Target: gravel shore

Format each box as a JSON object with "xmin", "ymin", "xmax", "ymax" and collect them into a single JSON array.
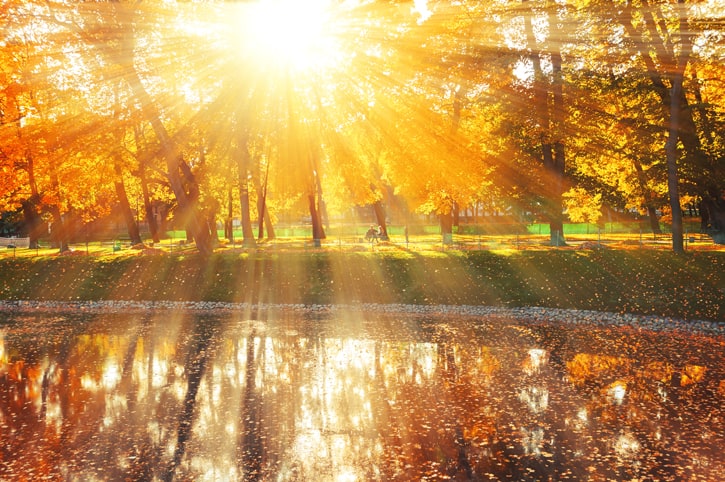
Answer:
[{"xmin": 1, "ymin": 300, "xmax": 722, "ymax": 337}]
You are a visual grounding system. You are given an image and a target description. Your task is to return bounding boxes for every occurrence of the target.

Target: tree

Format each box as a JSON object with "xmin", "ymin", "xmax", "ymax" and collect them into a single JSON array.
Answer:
[
  {"xmin": 43, "ymin": 0, "xmax": 216, "ymax": 254},
  {"xmin": 614, "ymin": 0, "xmax": 720, "ymax": 250}
]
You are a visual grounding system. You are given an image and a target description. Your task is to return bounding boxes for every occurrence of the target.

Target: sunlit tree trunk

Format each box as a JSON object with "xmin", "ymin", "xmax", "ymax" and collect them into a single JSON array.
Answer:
[
  {"xmin": 226, "ymin": 187, "xmax": 235, "ymax": 243},
  {"xmin": 113, "ymin": 163, "xmax": 143, "ymax": 246},
  {"xmin": 700, "ymin": 192, "xmax": 725, "ymax": 244},
  {"xmin": 621, "ymin": 0, "xmax": 696, "ymax": 252},
  {"xmin": 237, "ymin": 131, "xmax": 256, "ymax": 248},
  {"xmin": 263, "ymin": 206, "xmax": 276, "ymax": 240},
  {"xmin": 308, "ymin": 156, "xmax": 326, "ymax": 242},
  {"xmin": 239, "ymin": 178, "xmax": 256, "ymax": 247},
  {"xmin": 546, "ymin": 16, "xmax": 567, "ymax": 246},
  {"xmin": 253, "ymin": 166, "xmax": 275, "ymax": 240},
  {"xmin": 102, "ymin": 2, "xmax": 212, "ymax": 256},
  {"xmin": 256, "ymin": 195, "xmax": 276, "ymax": 241},
  {"xmin": 372, "ymin": 200, "xmax": 388, "ymax": 240},
  {"xmin": 308, "ymin": 192, "xmax": 325, "ymax": 243},
  {"xmin": 315, "ymin": 171, "xmax": 328, "ymax": 234},
  {"xmin": 208, "ymin": 211, "xmax": 219, "ymax": 245},
  {"xmin": 48, "ymin": 209, "xmax": 68, "ymax": 252},
  {"xmin": 21, "ymin": 153, "xmax": 43, "ymax": 249},
  {"xmin": 525, "ymin": 0, "xmax": 567, "ymax": 246},
  {"xmin": 48, "ymin": 170, "xmax": 69, "ymax": 252},
  {"xmin": 138, "ymin": 167, "xmax": 159, "ymax": 244},
  {"xmin": 666, "ymin": 77, "xmax": 686, "ymax": 254},
  {"xmin": 134, "ymin": 126, "xmax": 160, "ymax": 244},
  {"xmin": 632, "ymin": 159, "xmax": 662, "ymax": 235},
  {"xmin": 21, "ymin": 197, "xmax": 43, "ymax": 249},
  {"xmin": 127, "ymin": 84, "xmax": 211, "ymax": 254},
  {"xmin": 440, "ymin": 208, "xmax": 453, "ymax": 237},
  {"xmin": 665, "ymin": 0, "xmax": 695, "ymax": 254}
]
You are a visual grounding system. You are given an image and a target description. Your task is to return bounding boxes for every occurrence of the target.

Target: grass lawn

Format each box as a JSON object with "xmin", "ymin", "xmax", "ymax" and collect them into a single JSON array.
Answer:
[{"xmin": 0, "ymin": 239, "xmax": 722, "ymax": 323}]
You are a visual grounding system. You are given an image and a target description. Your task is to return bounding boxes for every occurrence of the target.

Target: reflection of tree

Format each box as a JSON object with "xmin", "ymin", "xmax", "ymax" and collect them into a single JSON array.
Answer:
[
  {"xmin": 0, "ymin": 337, "xmax": 63, "ymax": 480},
  {"xmin": 1, "ymin": 313, "xmax": 723, "ymax": 480},
  {"xmin": 162, "ymin": 317, "xmax": 219, "ymax": 482},
  {"xmin": 239, "ymin": 329, "xmax": 263, "ymax": 481}
]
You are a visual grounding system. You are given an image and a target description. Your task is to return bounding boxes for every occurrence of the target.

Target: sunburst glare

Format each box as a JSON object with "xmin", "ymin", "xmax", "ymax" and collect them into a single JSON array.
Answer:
[{"xmin": 230, "ymin": 0, "xmax": 344, "ymax": 73}]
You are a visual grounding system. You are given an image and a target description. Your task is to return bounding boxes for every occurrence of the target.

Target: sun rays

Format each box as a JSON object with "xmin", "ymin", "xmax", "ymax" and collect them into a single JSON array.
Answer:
[{"xmin": 229, "ymin": 0, "xmax": 344, "ymax": 73}]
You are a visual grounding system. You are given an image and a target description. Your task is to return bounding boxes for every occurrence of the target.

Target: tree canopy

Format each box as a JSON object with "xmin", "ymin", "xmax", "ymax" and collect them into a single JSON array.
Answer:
[{"xmin": 1, "ymin": 0, "xmax": 724, "ymax": 252}]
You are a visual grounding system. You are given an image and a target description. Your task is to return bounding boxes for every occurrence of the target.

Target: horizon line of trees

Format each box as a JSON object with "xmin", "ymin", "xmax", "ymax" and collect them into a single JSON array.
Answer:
[{"xmin": 1, "ymin": 0, "xmax": 723, "ymax": 255}]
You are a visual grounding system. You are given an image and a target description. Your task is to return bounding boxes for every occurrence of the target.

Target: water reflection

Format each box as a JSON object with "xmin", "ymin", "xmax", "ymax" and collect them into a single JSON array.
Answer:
[{"xmin": 0, "ymin": 310, "xmax": 723, "ymax": 481}]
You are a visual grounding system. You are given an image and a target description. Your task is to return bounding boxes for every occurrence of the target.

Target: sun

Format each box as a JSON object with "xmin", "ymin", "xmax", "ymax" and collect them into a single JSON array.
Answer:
[{"xmin": 231, "ymin": 0, "xmax": 343, "ymax": 73}]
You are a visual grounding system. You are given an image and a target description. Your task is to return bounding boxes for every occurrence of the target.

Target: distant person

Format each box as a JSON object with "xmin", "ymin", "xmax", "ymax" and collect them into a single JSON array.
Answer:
[{"xmin": 365, "ymin": 226, "xmax": 379, "ymax": 243}]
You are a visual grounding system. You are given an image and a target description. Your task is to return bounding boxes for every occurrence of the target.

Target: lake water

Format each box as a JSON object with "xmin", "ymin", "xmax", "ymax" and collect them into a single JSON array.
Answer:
[{"xmin": 1, "ymin": 307, "xmax": 723, "ymax": 481}]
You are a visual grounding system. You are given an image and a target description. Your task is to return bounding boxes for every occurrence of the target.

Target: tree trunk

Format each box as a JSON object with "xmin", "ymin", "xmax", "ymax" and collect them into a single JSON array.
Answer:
[
  {"xmin": 114, "ymin": 164, "xmax": 143, "ymax": 246},
  {"xmin": 21, "ymin": 197, "xmax": 43, "ymax": 249},
  {"xmin": 263, "ymin": 208, "xmax": 275, "ymax": 240},
  {"xmin": 48, "ymin": 169, "xmax": 69, "ymax": 252},
  {"xmin": 237, "ymin": 132, "xmax": 256, "ymax": 248},
  {"xmin": 139, "ymin": 169, "xmax": 160, "ymax": 244},
  {"xmin": 22, "ymin": 152, "xmax": 43, "ymax": 249},
  {"xmin": 239, "ymin": 178, "xmax": 256, "ymax": 247},
  {"xmin": 623, "ymin": 0, "xmax": 694, "ymax": 253},
  {"xmin": 664, "ymin": 0, "xmax": 694, "ymax": 254},
  {"xmin": 525, "ymin": 0, "xmax": 566, "ymax": 247},
  {"xmin": 547, "ymin": 27, "xmax": 567, "ymax": 247},
  {"xmin": 372, "ymin": 201, "xmax": 388, "ymax": 240},
  {"xmin": 135, "ymin": 126, "xmax": 160, "ymax": 244},
  {"xmin": 253, "ymin": 167, "xmax": 275, "ymax": 240},
  {"xmin": 666, "ymin": 76, "xmax": 685, "ymax": 254},
  {"xmin": 121, "ymin": 57, "xmax": 211, "ymax": 255},
  {"xmin": 309, "ymin": 162, "xmax": 326, "ymax": 241},
  {"xmin": 316, "ymin": 182, "xmax": 328, "ymax": 233},
  {"xmin": 208, "ymin": 212, "xmax": 219, "ymax": 244},
  {"xmin": 256, "ymin": 195, "xmax": 265, "ymax": 240},
  {"xmin": 633, "ymin": 158, "xmax": 662, "ymax": 234},
  {"xmin": 226, "ymin": 187, "xmax": 234, "ymax": 243},
  {"xmin": 48, "ymin": 207, "xmax": 68, "ymax": 252},
  {"xmin": 308, "ymin": 193, "xmax": 324, "ymax": 244},
  {"xmin": 440, "ymin": 210, "xmax": 454, "ymax": 246},
  {"xmin": 699, "ymin": 191, "xmax": 725, "ymax": 244},
  {"xmin": 646, "ymin": 206, "xmax": 661, "ymax": 235},
  {"xmin": 542, "ymin": 143, "xmax": 565, "ymax": 246}
]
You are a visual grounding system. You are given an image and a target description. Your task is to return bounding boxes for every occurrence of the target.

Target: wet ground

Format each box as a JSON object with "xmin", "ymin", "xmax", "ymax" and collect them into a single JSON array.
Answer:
[{"xmin": 1, "ymin": 307, "xmax": 723, "ymax": 481}]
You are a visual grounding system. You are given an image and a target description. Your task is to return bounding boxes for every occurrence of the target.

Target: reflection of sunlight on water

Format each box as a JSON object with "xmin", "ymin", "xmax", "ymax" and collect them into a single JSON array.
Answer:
[
  {"xmin": 519, "ymin": 386, "xmax": 549, "ymax": 414},
  {"xmin": 45, "ymin": 397, "xmax": 62, "ymax": 430},
  {"xmin": 658, "ymin": 385, "xmax": 668, "ymax": 401},
  {"xmin": 134, "ymin": 355, "xmax": 170, "ymax": 400},
  {"xmin": 103, "ymin": 393, "xmax": 127, "ymax": 427},
  {"xmin": 287, "ymin": 338, "xmax": 382, "ymax": 480},
  {"xmin": 172, "ymin": 378, "xmax": 186, "ymax": 400},
  {"xmin": 566, "ymin": 407, "xmax": 588, "ymax": 432},
  {"xmin": 210, "ymin": 366, "xmax": 222, "ymax": 403},
  {"xmin": 190, "ymin": 456, "xmax": 238, "ymax": 482},
  {"xmin": 608, "ymin": 381, "xmax": 627, "ymax": 404},
  {"xmin": 3, "ymin": 311, "xmax": 723, "ymax": 481},
  {"xmin": 80, "ymin": 359, "xmax": 121, "ymax": 391},
  {"xmin": 522, "ymin": 426, "xmax": 544, "ymax": 456},
  {"xmin": 614, "ymin": 431, "xmax": 640, "ymax": 460},
  {"xmin": 418, "ymin": 344, "xmax": 436, "ymax": 381},
  {"xmin": 102, "ymin": 360, "xmax": 120, "ymax": 389},
  {"xmin": 525, "ymin": 348, "xmax": 547, "ymax": 375}
]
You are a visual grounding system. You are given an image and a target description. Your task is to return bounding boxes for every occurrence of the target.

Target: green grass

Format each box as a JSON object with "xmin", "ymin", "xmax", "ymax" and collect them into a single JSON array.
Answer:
[{"xmin": 0, "ymin": 249, "xmax": 722, "ymax": 323}]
